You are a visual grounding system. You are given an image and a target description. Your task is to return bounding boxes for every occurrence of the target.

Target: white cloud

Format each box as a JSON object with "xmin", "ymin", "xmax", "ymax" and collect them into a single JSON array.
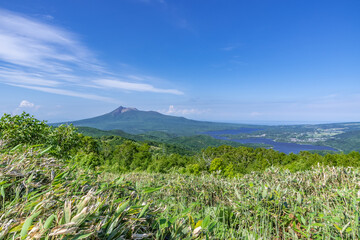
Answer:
[
  {"xmin": 93, "ymin": 79, "xmax": 183, "ymax": 95},
  {"xmin": 16, "ymin": 100, "xmax": 40, "ymax": 114},
  {"xmin": 0, "ymin": 67, "xmax": 61, "ymax": 86},
  {"xmin": 38, "ymin": 14, "xmax": 54, "ymax": 20},
  {"xmin": 167, "ymin": 105, "xmax": 176, "ymax": 113},
  {"xmin": 0, "ymin": 9, "xmax": 94, "ymax": 71},
  {"xmin": 127, "ymin": 75, "xmax": 146, "ymax": 81},
  {"xmin": 0, "ymin": 8, "xmax": 183, "ymax": 101},
  {"xmin": 19, "ymin": 100, "xmax": 35, "ymax": 108},
  {"xmin": 164, "ymin": 105, "xmax": 205, "ymax": 115},
  {"xmin": 10, "ymin": 84, "xmax": 115, "ymax": 102}
]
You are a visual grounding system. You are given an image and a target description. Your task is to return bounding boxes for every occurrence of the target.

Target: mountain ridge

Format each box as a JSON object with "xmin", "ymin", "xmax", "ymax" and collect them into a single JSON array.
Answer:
[{"xmin": 54, "ymin": 106, "xmax": 250, "ymax": 135}]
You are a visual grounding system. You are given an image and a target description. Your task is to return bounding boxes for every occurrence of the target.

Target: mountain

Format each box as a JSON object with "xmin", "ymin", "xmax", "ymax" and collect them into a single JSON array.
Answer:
[
  {"xmin": 56, "ymin": 106, "xmax": 252, "ymax": 135},
  {"xmin": 53, "ymin": 106, "xmax": 360, "ymax": 152}
]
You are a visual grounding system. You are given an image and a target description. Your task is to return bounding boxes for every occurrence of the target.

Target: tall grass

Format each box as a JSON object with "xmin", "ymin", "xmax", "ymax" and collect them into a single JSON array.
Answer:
[
  {"xmin": 120, "ymin": 167, "xmax": 360, "ymax": 239},
  {"xmin": 1, "ymin": 144, "xmax": 359, "ymax": 239},
  {"xmin": 0, "ymin": 145, "xmax": 159, "ymax": 239}
]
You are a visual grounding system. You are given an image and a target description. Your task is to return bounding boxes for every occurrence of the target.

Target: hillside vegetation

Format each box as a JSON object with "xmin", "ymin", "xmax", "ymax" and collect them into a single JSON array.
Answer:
[
  {"xmin": 76, "ymin": 126, "xmax": 249, "ymax": 155},
  {"xmin": 1, "ymin": 113, "xmax": 360, "ymax": 239}
]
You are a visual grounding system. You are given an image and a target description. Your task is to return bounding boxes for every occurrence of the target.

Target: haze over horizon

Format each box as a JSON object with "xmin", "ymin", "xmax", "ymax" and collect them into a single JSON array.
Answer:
[{"xmin": 0, "ymin": 0, "xmax": 359, "ymax": 123}]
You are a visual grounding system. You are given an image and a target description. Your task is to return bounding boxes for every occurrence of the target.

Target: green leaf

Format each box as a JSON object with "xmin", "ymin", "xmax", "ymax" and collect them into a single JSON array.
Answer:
[
  {"xmin": 10, "ymin": 144, "xmax": 22, "ymax": 153},
  {"xmin": 181, "ymin": 208, "xmax": 191, "ymax": 216},
  {"xmin": 116, "ymin": 200, "xmax": 129, "ymax": 214},
  {"xmin": 26, "ymin": 174, "xmax": 34, "ymax": 184},
  {"xmin": 143, "ymin": 186, "xmax": 162, "ymax": 194},
  {"xmin": 138, "ymin": 203, "xmax": 150, "ymax": 218},
  {"xmin": 39, "ymin": 146, "xmax": 52, "ymax": 155},
  {"xmin": 169, "ymin": 216, "xmax": 177, "ymax": 224},
  {"xmin": 20, "ymin": 211, "xmax": 41, "ymax": 239},
  {"xmin": 71, "ymin": 233, "xmax": 93, "ymax": 240},
  {"xmin": 301, "ymin": 216, "xmax": 306, "ymax": 225},
  {"xmin": 54, "ymin": 171, "xmax": 69, "ymax": 180},
  {"xmin": 115, "ymin": 177, "xmax": 124, "ymax": 185},
  {"xmin": 0, "ymin": 186, "xmax": 5, "ymax": 199},
  {"xmin": 43, "ymin": 214, "xmax": 56, "ymax": 231},
  {"xmin": 311, "ymin": 223, "xmax": 324, "ymax": 227},
  {"xmin": 189, "ymin": 214, "xmax": 195, "ymax": 229},
  {"xmin": 64, "ymin": 201, "xmax": 72, "ymax": 223},
  {"xmin": 333, "ymin": 223, "xmax": 342, "ymax": 231},
  {"xmin": 208, "ymin": 222, "xmax": 216, "ymax": 232},
  {"xmin": 159, "ymin": 218, "xmax": 168, "ymax": 229},
  {"xmin": 9, "ymin": 224, "xmax": 23, "ymax": 233},
  {"xmin": 202, "ymin": 216, "xmax": 211, "ymax": 228}
]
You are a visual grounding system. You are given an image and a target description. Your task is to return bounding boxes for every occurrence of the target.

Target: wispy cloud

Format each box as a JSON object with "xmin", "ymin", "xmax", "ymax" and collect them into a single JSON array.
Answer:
[
  {"xmin": 0, "ymin": 9, "xmax": 95, "ymax": 70},
  {"xmin": 94, "ymin": 79, "xmax": 183, "ymax": 95},
  {"xmin": 221, "ymin": 46, "xmax": 237, "ymax": 51},
  {"xmin": 221, "ymin": 44, "xmax": 242, "ymax": 51},
  {"xmin": 0, "ymin": 8, "xmax": 183, "ymax": 101},
  {"xmin": 9, "ymin": 84, "xmax": 115, "ymax": 102}
]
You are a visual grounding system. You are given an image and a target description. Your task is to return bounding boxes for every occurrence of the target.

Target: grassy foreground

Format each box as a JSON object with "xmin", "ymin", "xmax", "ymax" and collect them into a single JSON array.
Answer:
[{"xmin": 1, "ymin": 144, "xmax": 360, "ymax": 239}]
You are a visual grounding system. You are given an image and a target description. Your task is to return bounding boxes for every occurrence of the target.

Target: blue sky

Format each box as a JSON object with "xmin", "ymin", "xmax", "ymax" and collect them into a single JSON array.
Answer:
[{"xmin": 0, "ymin": 0, "xmax": 359, "ymax": 123}]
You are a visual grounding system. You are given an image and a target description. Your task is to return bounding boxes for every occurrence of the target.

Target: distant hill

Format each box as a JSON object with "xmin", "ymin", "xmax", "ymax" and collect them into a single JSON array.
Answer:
[
  {"xmin": 55, "ymin": 106, "xmax": 255, "ymax": 135},
  {"xmin": 76, "ymin": 126, "xmax": 253, "ymax": 154}
]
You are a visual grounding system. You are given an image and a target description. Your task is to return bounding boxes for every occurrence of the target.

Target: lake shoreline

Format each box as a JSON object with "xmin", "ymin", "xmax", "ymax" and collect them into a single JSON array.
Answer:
[{"xmin": 203, "ymin": 129, "xmax": 338, "ymax": 154}]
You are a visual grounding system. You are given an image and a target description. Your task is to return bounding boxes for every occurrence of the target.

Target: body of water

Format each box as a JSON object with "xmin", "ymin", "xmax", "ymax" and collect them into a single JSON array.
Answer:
[{"xmin": 203, "ymin": 129, "xmax": 337, "ymax": 154}]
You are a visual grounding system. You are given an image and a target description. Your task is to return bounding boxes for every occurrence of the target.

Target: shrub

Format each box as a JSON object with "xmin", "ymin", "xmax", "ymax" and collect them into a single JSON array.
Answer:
[
  {"xmin": 0, "ymin": 112, "xmax": 89, "ymax": 160},
  {"xmin": 74, "ymin": 151, "xmax": 101, "ymax": 169},
  {"xmin": 185, "ymin": 163, "xmax": 201, "ymax": 175},
  {"xmin": 0, "ymin": 112, "xmax": 50, "ymax": 148},
  {"xmin": 47, "ymin": 124, "xmax": 83, "ymax": 158},
  {"xmin": 209, "ymin": 158, "xmax": 224, "ymax": 172}
]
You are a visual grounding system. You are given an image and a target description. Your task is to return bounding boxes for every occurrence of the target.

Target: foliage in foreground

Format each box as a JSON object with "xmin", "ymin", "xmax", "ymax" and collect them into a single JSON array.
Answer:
[
  {"xmin": 1, "ymin": 112, "xmax": 360, "ymax": 239},
  {"xmin": 122, "ymin": 167, "xmax": 360, "ymax": 239},
  {"xmin": 1, "ymin": 144, "xmax": 360, "ymax": 239},
  {"xmin": 0, "ymin": 145, "xmax": 163, "ymax": 239}
]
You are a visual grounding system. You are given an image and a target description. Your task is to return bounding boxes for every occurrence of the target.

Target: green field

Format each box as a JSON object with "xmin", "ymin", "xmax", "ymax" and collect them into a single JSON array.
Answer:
[{"xmin": 2, "ymin": 145, "xmax": 360, "ymax": 239}]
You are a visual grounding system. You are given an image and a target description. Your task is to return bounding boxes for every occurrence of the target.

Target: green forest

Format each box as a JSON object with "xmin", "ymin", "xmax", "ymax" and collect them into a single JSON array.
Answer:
[{"xmin": 1, "ymin": 113, "xmax": 360, "ymax": 239}]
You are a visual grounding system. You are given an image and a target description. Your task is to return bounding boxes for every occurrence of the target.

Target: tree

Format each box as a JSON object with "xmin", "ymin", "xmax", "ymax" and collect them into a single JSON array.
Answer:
[{"xmin": 0, "ymin": 112, "xmax": 50, "ymax": 148}]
